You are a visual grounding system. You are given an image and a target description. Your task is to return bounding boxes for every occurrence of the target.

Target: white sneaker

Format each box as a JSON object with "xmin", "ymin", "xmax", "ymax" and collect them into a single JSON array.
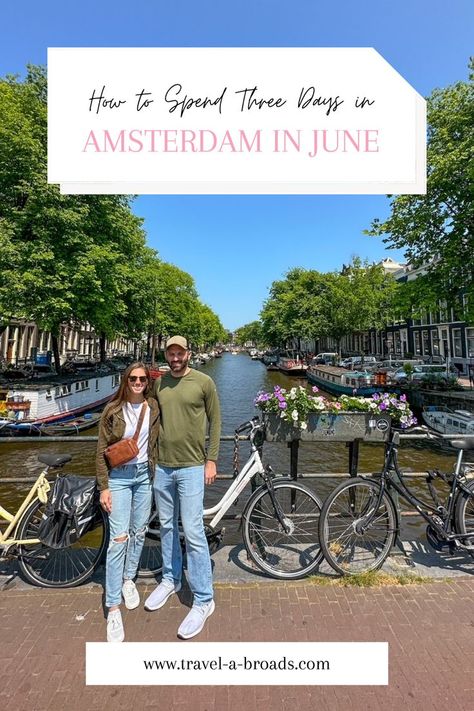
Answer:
[
  {"xmin": 144, "ymin": 580, "xmax": 182, "ymax": 611},
  {"xmin": 122, "ymin": 579, "xmax": 140, "ymax": 610},
  {"xmin": 177, "ymin": 600, "xmax": 215, "ymax": 640},
  {"xmin": 107, "ymin": 609, "xmax": 124, "ymax": 643}
]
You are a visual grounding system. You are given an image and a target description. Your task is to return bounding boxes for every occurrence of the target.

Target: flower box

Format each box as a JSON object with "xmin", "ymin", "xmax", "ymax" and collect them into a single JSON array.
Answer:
[{"xmin": 264, "ymin": 412, "xmax": 392, "ymax": 442}]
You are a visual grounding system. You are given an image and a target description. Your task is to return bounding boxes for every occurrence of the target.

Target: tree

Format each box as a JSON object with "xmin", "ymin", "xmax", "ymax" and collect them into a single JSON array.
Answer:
[
  {"xmin": 0, "ymin": 67, "xmax": 150, "ymax": 370},
  {"xmin": 0, "ymin": 65, "xmax": 226, "ymax": 369},
  {"xmin": 194, "ymin": 304, "xmax": 226, "ymax": 349},
  {"xmin": 234, "ymin": 321, "xmax": 264, "ymax": 347},
  {"xmin": 260, "ymin": 268, "xmax": 331, "ymax": 348},
  {"xmin": 367, "ymin": 60, "xmax": 474, "ymax": 320},
  {"xmin": 323, "ymin": 258, "xmax": 399, "ymax": 354}
]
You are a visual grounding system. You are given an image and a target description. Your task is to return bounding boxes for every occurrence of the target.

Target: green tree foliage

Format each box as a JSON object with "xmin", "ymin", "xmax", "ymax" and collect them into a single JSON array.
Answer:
[
  {"xmin": 260, "ymin": 259, "xmax": 398, "ymax": 352},
  {"xmin": 234, "ymin": 320, "xmax": 264, "ymax": 347},
  {"xmin": 260, "ymin": 268, "xmax": 330, "ymax": 348},
  {"xmin": 0, "ymin": 66, "xmax": 225, "ymax": 367},
  {"xmin": 194, "ymin": 303, "xmax": 226, "ymax": 349},
  {"xmin": 367, "ymin": 60, "xmax": 474, "ymax": 320},
  {"xmin": 324, "ymin": 258, "xmax": 399, "ymax": 353},
  {"xmin": 0, "ymin": 67, "xmax": 150, "ymax": 367}
]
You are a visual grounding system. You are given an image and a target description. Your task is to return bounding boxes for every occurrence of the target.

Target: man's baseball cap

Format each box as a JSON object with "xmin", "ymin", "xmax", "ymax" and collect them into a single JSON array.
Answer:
[{"xmin": 165, "ymin": 335, "xmax": 188, "ymax": 350}]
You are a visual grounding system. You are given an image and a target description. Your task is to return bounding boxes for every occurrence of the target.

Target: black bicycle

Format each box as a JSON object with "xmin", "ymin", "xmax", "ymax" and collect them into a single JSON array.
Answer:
[{"xmin": 319, "ymin": 430, "xmax": 474, "ymax": 575}]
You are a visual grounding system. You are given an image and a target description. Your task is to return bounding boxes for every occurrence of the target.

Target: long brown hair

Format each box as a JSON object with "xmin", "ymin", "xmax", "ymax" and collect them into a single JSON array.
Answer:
[{"xmin": 109, "ymin": 361, "xmax": 151, "ymax": 409}]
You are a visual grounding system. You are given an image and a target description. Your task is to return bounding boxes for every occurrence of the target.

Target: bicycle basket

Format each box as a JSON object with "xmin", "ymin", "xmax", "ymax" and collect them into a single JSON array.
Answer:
[{"xmin": 37, "ymin": 475, "xmax": 100, "ymax": 549}]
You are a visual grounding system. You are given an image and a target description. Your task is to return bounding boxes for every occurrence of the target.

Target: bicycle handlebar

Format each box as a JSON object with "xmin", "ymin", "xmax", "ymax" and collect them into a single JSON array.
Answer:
[{"xmin": 235, "ymin": 416, "xmax": 261, "ymax": 435}]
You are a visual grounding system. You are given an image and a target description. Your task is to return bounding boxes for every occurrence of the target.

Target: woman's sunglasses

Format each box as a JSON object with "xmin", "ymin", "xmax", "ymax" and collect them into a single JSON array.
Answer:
[{"xmin": 128, "ymin": 375, "xmax": 148, "ymax": 383}]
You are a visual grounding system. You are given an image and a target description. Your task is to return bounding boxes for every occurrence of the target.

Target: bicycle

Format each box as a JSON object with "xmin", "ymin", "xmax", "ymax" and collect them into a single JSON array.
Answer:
[
  {"xmin": 0, "ymin": 454, "xmax": 108, "ymax": 588},
  {"xmin": 318, "ymin": 429, "xmax": 474, "ymax": 575},
  {"xmin": 138, "ymin": 416, "xmax": 324, "ymax": 580}
]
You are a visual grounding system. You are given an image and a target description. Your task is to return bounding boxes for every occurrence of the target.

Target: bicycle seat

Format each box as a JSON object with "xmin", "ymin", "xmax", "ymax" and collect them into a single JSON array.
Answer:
[
  {"xmin": 38, "ymin": 454, "xmax": 73, "ymax": 468},
  {"xmin": 449, "ymin": 440, "xmax": 474, "ymax": 451}
]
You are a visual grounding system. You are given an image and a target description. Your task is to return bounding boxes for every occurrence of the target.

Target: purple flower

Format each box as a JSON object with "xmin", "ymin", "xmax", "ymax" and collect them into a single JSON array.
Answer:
[
  {"xmin": 372, "ymin": 393, "xmax": 380, "ymax": 401},
  {"xmin": 379, "ymin": 402, "xmax": 387, "ymax": 411},
  {"xmin": 400, "ymin": 394, "xmax": 407, "ymax": 402},
  {"xmin": 278, "ymin": 401, "xmax": 287, "ymax": 409},
  {"xmin": 311, "ymin": 386, "xmax": 319, "ymax": 393}
]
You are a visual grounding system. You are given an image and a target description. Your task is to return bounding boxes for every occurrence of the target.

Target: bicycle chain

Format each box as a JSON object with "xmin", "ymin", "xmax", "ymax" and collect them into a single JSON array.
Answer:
[{"xmin": 233, "ymin": 431, "xmax": 240, "ymax": 478}]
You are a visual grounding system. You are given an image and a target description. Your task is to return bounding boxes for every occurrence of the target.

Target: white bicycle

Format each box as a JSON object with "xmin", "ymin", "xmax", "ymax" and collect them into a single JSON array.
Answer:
[{"xmin": 138, "ymin": 416, "xmax": 324, "ymax": 580}]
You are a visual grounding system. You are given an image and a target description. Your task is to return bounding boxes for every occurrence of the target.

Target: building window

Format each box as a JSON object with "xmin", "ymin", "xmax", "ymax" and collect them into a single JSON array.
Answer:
[
  {"xmin": 466, "ymin": 328, "xmax": 474, "ymax": 359},
  {"xmin": 453, "ymin": 329, "xmax": 462, "ymax": 357},
  {"xmin": 422, "ymin": 330, "xmax": 430, "ymax": 355},
  {"xmin": 431, "ymin": 330, "xmax": 440, "ymax": 356},
  {"xmin": 394, "ymin": 331, "xmax": 401, "ymax": 355},
  {"xmin": 414, "ymin": 331, "xmax": 421, "ymax": 355},
  {"xmin": 438, "ymin": 300, "xmax": 448, "ymax": 323}
]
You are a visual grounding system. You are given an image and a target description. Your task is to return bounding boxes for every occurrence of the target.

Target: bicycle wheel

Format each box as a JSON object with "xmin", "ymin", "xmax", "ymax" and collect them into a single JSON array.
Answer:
[
  {"xmin": 242, "ymin": 480, "xmax": 323, "ymax": 580},
  {"xmin": 136, "ymin": 513, "xmax": 163, "ymax": 578},
  {"xmin": 454, "ymin": 479, "xmax": 474, "ymax": 543},
  {"xmin": 319, "ymin": 478, "xmax": 397, "ymax": 575},
  {"xmin": 17, "ymin": 498, "xmax": 108, "ymax": 588}
]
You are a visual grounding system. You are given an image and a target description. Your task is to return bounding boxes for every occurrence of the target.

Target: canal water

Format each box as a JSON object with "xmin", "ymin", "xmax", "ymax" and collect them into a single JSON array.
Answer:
[{"xmin": 0, "ymin": 353, "xmax": 462, "ymax": 539}]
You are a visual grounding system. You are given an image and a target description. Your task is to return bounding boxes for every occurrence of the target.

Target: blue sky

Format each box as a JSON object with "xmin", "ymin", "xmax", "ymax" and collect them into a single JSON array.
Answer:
[{"xmin": 1, "ymin": 1, "xmax": 472, "ymax": 330}]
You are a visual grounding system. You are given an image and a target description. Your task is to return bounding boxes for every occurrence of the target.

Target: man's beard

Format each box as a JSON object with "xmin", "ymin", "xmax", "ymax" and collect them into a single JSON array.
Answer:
[{"xmin": 169, "ymin": 356, "xmax": 189, "ymax": 374}]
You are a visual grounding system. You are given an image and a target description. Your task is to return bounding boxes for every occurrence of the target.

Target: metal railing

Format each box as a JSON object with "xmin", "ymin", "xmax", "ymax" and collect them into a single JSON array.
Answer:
[{"xmin": 1, "ymin": 431, "xmax": 472, "ymax": 486}]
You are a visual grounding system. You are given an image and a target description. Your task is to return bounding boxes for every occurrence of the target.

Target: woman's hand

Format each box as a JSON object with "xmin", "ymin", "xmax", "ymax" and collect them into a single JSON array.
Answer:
[{"xmin": 100, "ymin": 488, "xmax": 112, "ymax": 513}]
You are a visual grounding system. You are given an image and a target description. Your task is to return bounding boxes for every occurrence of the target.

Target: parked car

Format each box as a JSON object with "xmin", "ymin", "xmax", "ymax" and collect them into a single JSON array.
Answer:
[
  {"xmin": 340, "ymin": 356, "xmax": 377, "ymax": 369},
  {"xmin": 378, "ymin": 359, "xmax": 423, "ymax": 375},
  {"xmin": 313, "ymin": 352, "xmax": 339, "ymax": 365},
  {"xmin": 392, "ymin": 364, "xmax": 458, "ymax": 384}
]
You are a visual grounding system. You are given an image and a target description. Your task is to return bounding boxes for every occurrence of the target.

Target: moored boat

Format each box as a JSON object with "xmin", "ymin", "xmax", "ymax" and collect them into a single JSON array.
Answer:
[
  {"xmin": 306, "ymin": 363, "xmax": 386, "ymax": 396},
  {"xmin": 0, "ymin": 368, "xmax": 120, "ymax": 435},
  {"xmin": 422, "ymin": 407, "xmax": 474, "ymax": 436},
  {"xmin": 35, "ymin": 412, "xmax": 101, "ymax": 436},
  {"xmin": 278, "ymin": 351, "xmax": 308, "ymax": 376}
]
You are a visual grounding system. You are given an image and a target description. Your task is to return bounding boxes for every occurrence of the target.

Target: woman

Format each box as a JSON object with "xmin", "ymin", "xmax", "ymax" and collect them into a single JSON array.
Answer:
[{"xmin": 96, "ymin": 362, "xmax": 160, "ymax": 643}]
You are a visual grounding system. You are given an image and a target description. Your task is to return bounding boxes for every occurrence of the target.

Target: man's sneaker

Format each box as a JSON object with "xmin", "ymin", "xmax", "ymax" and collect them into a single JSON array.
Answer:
[
  {"xmin": 107, "ymin": 609, "xmax": 124, "ymax": 643},
  {"xmin": 144, "ymin": 580, "xmax": 181, "ymax": 611},
  {"xmin": 177, "ymin": 600, "xmax": 215, "ymax": 640},
  {"xmin": 122, "ymin": 579, "xmax": 140, "ymax": 610}
]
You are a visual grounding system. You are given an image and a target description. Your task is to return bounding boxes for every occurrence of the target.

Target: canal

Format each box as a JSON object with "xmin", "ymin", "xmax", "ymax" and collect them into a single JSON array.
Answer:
[{"xmin": 0, "ymin": 352, "xmax": 460, "ymax": 527}]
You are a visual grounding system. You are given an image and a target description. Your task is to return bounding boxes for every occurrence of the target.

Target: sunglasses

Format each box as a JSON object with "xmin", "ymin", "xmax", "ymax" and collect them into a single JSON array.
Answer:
[{"xmin": 128, "ymin": 375, "xmax": 147, "ymax": 383}]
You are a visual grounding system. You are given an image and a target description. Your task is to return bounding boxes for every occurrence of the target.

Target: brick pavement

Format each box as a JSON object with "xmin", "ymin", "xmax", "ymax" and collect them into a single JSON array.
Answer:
[{"xmin": 1, "ymin": 578, "xmax": 474, "ymax": 711}]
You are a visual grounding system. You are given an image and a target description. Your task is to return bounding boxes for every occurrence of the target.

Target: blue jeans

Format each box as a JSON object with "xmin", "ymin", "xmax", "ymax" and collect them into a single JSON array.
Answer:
[
  {"xmin": 106, "ymin": 462, "xmax": 152, "ymax": 608},
  {"xmin": 154, "ymin": 465, "xmax": 213, "ymax": 605}
]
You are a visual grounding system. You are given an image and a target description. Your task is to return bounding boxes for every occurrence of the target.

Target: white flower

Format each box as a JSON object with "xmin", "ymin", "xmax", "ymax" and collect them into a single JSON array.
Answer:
[
  {"xmin": 292, "ymin": 409, "xmax": 299, "ymax": 421},
  {"xmin": 280, "ymin": 411, "xmax": 286, "ymax": 419},
  {"xmin": 300, "ymin": 421, "xmax": 308, "ymax": 430}
]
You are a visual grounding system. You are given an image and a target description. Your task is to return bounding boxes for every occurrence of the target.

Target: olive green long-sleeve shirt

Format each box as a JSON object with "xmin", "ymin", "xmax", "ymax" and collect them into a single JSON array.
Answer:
[{"xmin": 154, "ymin": 369, "xmax": 221, "ymax": 467}]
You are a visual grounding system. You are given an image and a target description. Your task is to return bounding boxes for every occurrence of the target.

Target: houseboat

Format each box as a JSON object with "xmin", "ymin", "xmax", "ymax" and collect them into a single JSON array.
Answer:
[
  {"xmin": 0, "ymin": 368, "xmax": 121, "ymax": 435},
  {"xmin": 422, "ymin": 407, "xmax": 474, "ymax": 436},
  {"xmin": 306, "ymin": 363, "xmax": 382, "ymax": 396},
  {"xmin": 278, "ymin": 351, "xmax": 308, "ymax": 376}
]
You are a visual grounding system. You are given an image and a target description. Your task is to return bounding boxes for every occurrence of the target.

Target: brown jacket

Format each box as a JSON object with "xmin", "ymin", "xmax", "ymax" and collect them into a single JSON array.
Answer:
[{"xmin": 96, "ymin": 396, "xmax": 160, "ymax": 491}]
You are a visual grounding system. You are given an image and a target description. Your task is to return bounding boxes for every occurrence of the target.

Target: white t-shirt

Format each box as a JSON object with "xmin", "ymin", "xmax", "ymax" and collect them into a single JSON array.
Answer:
[{"xmin": 122, "ymin": 401, "xmax": 150, "ymax": 464}]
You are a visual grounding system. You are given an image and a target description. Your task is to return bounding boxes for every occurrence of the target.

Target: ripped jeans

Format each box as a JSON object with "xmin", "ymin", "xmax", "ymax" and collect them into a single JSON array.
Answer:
[{"xmin": 106, "ymin": 462, "xmax": 152, "ymax": 608}]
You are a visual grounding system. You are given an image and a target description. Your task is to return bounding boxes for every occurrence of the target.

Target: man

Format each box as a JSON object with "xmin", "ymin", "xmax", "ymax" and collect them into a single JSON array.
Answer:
[{"xmin": 144, "ymin": 335, "xmax": 221, "ymax": 639}]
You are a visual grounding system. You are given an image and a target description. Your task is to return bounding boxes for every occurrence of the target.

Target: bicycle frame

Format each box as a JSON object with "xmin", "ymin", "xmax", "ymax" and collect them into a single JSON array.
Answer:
[
  {"xmin": 204, "ymin": 446, "xmax": 264, "ymax": 529},
  {"xmin": 0, "ymin": 469, "xmax": 50, "ymax": 548},
  {"xmin": 362, "ymin": 437, "xmax": 474, "ymax": 544}
]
